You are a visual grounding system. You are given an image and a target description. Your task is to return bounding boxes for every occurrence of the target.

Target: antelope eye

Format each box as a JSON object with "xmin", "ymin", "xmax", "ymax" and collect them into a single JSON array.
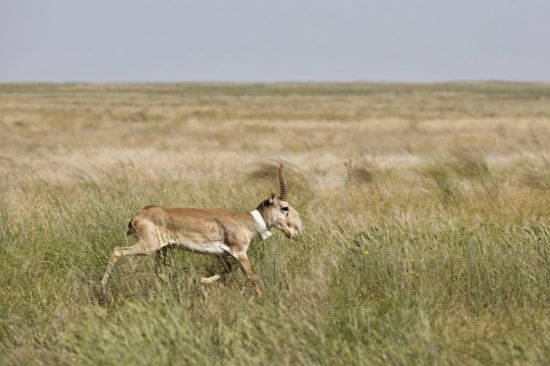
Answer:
[{"xmin": 281, "ymin": 207, "xmax": 289, "ymax": 212}]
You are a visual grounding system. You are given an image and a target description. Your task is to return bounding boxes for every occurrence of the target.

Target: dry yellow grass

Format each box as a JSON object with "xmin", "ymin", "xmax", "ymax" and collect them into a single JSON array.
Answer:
[{"xmin": 1, "ymin": 83, "xmax": 549, "ymax": 193}]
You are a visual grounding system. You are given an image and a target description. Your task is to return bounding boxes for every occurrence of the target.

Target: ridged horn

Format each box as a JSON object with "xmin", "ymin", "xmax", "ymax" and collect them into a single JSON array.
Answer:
[{"xmin": 279, "ymin": 162, "xmax": 288, "ymax": 201}]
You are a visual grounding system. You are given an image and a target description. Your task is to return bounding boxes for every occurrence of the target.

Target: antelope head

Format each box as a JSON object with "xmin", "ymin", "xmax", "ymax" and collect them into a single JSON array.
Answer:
[{"xmin": 256, "ymin": 163, "xmax": 303, "ymax": 239}]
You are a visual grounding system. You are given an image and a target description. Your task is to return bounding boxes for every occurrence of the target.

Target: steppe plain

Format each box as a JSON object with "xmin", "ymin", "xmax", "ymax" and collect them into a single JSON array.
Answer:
[{"xmin": 1, "ymin": 83, "xmax": 549, "ymax": 365}]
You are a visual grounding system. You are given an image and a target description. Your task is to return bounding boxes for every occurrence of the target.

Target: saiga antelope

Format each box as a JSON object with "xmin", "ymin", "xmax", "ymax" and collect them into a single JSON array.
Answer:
[{"xmin": 101, "ymin": 163, "xmax": 303, "ymax": 294}]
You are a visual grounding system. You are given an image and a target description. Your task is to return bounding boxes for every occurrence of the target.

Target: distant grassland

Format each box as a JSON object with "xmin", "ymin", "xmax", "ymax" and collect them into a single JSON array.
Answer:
[{"xmin": 1, "ymin": 83, "xmax": 550, "ymax": 365}]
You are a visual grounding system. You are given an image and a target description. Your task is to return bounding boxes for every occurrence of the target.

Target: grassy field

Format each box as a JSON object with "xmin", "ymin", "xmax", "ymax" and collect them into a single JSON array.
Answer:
[{"xmin": 1, "ymin": 82, "xmax": 550, "ymax": 365}]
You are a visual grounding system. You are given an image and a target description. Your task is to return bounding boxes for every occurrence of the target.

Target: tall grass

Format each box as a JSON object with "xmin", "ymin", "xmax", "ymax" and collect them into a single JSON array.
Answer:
[
  {"xmin": 1, "ymin": 163, "xmax": 549, "ymax": 365},
  {"xmin": 1, "ymin": 83, "xmax": 550, "ymax": 365}
]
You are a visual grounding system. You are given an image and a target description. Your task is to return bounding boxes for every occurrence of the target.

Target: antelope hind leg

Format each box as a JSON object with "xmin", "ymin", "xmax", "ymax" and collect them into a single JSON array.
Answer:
[
  {"xmin": 101, "ymin": 241, "xmax": 158, "ymax": 287},
  {"xmin": 155, "ymin": 247, "xmax": 171, "ymax": 283}
]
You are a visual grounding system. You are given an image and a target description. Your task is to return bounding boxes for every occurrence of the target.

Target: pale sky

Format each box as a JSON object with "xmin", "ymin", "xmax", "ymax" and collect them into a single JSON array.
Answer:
[{"xmin": 1, "ymin": 0, "xmax": 549, "ymax": 82}]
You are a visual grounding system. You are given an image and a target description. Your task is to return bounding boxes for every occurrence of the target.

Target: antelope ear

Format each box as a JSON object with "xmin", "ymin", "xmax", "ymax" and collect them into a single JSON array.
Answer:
[{"xmin": 267, "ymin": 192, "xmax": 276, "ymax": 205}]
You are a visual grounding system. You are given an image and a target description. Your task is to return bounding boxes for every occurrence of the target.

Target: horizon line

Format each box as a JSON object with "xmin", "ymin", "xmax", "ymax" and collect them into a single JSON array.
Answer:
[{"xmin": 1, "ymin": 79, "xmax": 550, "ymax": 85}]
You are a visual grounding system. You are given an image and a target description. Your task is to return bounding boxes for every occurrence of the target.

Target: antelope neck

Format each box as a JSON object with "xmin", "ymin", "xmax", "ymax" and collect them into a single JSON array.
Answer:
[{"xmin": 249, "ymin": 209, "xmax": 273, "ymax": 240}]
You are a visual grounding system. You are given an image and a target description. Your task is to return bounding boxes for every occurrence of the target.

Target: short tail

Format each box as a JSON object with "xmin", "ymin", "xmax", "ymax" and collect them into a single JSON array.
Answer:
[{"xmin": 127, "ymin": 219, "xmax": 136, "ymax": 236}]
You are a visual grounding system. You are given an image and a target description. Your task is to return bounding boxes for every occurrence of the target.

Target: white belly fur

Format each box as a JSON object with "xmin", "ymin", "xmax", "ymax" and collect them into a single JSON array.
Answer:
[
  {"xmin": 155, "ymin": 229, "xmax": 231, "ymax": 256},
  {"xmin": 175, "ymin": 241, "xmax": 231, "ymax": 256}
]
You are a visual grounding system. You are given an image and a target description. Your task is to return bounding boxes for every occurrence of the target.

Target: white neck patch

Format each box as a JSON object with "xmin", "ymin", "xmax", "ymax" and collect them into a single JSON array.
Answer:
[{"xmin": 249, "ymin": 209, "xmax": 273, "ymax": 240}]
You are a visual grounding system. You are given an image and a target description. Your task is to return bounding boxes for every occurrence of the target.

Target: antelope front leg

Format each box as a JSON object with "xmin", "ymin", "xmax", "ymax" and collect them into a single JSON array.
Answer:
[
  {"xmin": 235, "ymin": 253, "xmax": 262, "ymax": 295},
  {"xmin": 201, "ymin": 256, "xmax": 232, "ymax": 285}
]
